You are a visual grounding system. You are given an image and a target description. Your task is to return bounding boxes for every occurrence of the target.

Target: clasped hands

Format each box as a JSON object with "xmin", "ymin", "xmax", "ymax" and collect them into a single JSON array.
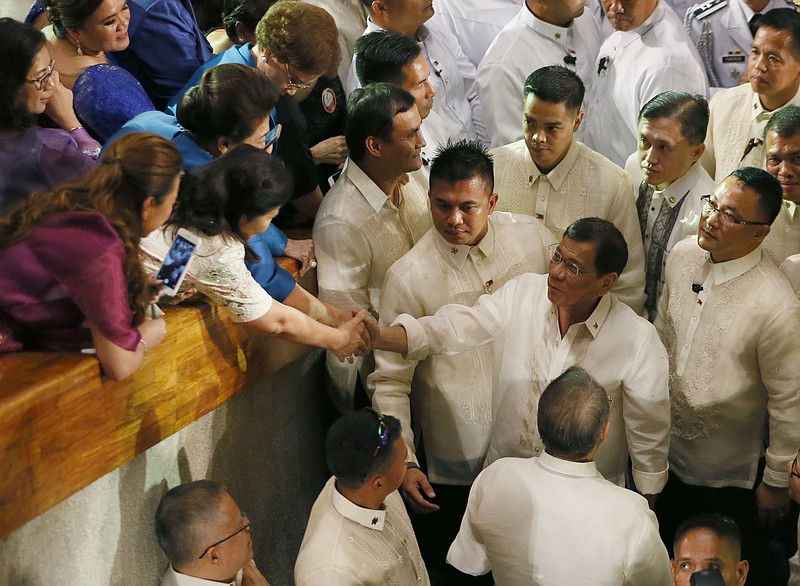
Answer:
[{"xmin": 333, "ymin": 310, "xmax": 383, "ymax": 363}]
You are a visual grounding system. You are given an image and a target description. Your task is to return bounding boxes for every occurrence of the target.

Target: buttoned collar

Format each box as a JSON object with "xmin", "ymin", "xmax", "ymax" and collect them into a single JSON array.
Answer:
[
  {"xmin": 433, "ymin": 218, "xmax": 497, "ymax": 271},
  {"xmin": 524, "ymin": 139, "xmax": 580, "ymax": 191},
  {"xmin": 519, "ymin": 5, "xmax": 573, "ymax": 47},
  {"xmin": 331, "ymin": 481, "xmax": 387, "ymax": 531},
  {"xmin": 536, "ymin": 450, "xmax": 601, "ymax": 478},
  {"xmin": 614, "ymin": 0, "xmax": 663, "ymax": 47},
  {"xmin": 783, "ymin": 199, "xmax": 797, "ymax": 221},
  {"xmin": 708, "ymin": 246, "xmax": 762, "ymax": 285},
  {"xmin": 658, "ymin": 162, "xmax": 706, "ymax": 208},
  {"xmin": 552, "ymin": 291, "xmax": 613, "ymax": 339},
  {"xmin": 346, "ymin": 159, "xmax": 397, "ymax": 216},
  {"xmin": 750, "ymin": 84, "xmax": 800, "ymax": 121}
]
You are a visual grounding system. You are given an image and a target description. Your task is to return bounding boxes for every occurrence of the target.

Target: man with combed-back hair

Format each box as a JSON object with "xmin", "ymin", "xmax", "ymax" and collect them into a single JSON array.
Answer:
[
  {"xmin": 370, "ymin": 217, "xmax": 671, "ymax": 506},
  {"xmin": 314, "ymin": 83, "xmax": 432, "ymax": 411},
  {"xmin": 447, "ymin": 366, "xmax": 671, "ymax": 584},
  {"xmin": 295, "ymin": 409, "xmax": 430, "ymax": 585},
  {"xmin": 369, "ymin": 139, "xmax": 555, "ymax": 583},
  {"xmin": 625, "ymin": 91, "xmax": 715, "ymax": 321},
  {"xmin": 354, "ymin": 31, "xmax": 448, "ymax": 181},
  {"xmin": 155, "ymin": 480, "xmax": 269, "ymax": 585}
]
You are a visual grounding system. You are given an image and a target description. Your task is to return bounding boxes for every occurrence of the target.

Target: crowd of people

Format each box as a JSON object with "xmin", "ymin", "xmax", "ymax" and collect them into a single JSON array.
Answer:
[{"xmin": 2, "ymin": 0, "xmax": 800, "ymax": 583}]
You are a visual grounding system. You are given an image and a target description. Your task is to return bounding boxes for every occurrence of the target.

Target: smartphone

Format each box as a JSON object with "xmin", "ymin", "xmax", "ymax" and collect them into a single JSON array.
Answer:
[
  {"xmin": 690, "ymin": 568, "xmax": 725, "ymax": 586},
  {"xmin": 156, "ymin": 228, "xmax": 201, "ymax": 296}
]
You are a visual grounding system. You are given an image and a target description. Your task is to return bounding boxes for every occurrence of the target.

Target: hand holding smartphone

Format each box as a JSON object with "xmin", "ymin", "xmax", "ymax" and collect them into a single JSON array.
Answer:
[{"xmin": 156, "ymin": 228, "xmax": 201, "ymax": 296}]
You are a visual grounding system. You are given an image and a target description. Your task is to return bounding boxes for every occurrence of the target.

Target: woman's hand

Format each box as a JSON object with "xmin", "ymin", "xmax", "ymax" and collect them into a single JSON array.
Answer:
[
  {"xmin": 332, "ymin": 310, "xmax": 371, "ymax": 363},
  {"xmin": 43, "ymin": 71, "xmax": 79, "ymax": 130},
  {"xmin": 283, "ymin": 238, "xmax": 316, "ymax": 277},
  {"xmin": 310, "ymin": 136, "xmax": 348, "ymax": 167}
]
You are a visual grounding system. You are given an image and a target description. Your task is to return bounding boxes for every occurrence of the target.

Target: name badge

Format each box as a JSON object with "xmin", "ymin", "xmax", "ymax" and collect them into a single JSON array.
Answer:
[{"xmin": 722, "ymin": 54, "xmax": 746, "ymax": 63}]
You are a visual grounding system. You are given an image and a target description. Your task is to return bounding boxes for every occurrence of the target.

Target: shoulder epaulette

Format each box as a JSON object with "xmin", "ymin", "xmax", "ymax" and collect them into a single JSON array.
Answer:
[{"xmin": 690, "ymin": 0, "xmax": 728, "ymax": 20}]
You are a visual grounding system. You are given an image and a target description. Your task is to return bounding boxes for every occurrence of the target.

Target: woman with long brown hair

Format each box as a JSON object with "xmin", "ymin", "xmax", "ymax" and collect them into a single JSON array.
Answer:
[{"xmin": 0, "ymin": 132, "xmax": 182, "ymax": 380}]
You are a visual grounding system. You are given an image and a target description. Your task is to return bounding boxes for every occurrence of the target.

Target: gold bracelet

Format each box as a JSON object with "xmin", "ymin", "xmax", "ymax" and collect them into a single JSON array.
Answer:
[{"xmin": 67, "ymin": 125, "xmax": 84, "ymax": 133}]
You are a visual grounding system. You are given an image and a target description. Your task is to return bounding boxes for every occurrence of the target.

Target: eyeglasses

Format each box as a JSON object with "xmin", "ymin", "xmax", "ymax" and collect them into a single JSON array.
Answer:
[
  {"xmin": 792, "ymin": 450, "xmax": 800, "ymax": 479},
  {"xmin": 700, "ymin": 195, "xmax": 771, "ymax": 228},
  {"xmin": 283, "ymin": 60, "xmax": 314, "ymax": 90},
  {"xmin": 26, "ymin": 59, "xmax": 55, "ymax": 90},
  {"xmin": 548, "ymin": 243, "xmax": 597, "ymax": 277},
  {"xmin": 197, "ymin": 520, "xmax": 250, "ymax": 559}
]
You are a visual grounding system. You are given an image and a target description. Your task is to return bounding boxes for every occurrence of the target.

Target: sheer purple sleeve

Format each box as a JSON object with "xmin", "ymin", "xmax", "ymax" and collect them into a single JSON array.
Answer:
[
  {"xmin": 38, "ymin": 131, "xmax": 97, "ymax": 187},
  {"xmin": 28, "ymin": 212, "xmax": 141, "ymax": 351}
]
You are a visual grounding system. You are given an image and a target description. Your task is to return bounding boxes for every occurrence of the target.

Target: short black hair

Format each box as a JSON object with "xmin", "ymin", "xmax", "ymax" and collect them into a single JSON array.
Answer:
[
  {"xmin": 155, "ymin": 480, "xmax": 225, "ymax": 565},
  {"xmin": 430, "ymin": 139, "xmax": 494, "ymax": 193},
  {"xmin": 325, "ymin": 409, "xmax": 402, "ymax": 489},
  {"xmin": 754, "ymin": 9, "xmax": 800, "ymax": 60},
  {"xmin": 523, "ymin": 65, "xmax": 584, "ymax": 113},
  {"xmin": 764, "ymin": 105, "xmax": 800, "ymax": 140},
  {"xmin": 639, "ymin": 91, "xmax": 709, "ymax": 146},
  {"xmin": 537, "ymin": 366, "xmax": 610, "ymax": 460},
  {"xmin": 563, "ymin": 217, "xmax": 628, "ymax": 276},
  {"xmin": 222, "ymin": 0, "xmax": 276, "ymax": 43},
  {"xmin": 728, "ymin": 166, "xmax": 783, "ymax": 223},
  {"xmin": 345, "ymin": 83, "xmax": 416, "ymax": 162},
  {"xmin": 355, "ymin": 31, "xmax": 421, "ymax": 87},
  {"xmin": 673, "ymin": 513, "xmax": 742, "ymax": 559}
]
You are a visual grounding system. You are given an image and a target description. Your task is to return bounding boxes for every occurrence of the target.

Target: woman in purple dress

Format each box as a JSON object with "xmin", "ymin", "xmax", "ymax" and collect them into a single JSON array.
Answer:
[
  {"xmin": 0, "ymin": 132, "xmax": 183, "ymax": 381},
  {"xmin": 0, "ymin": 18, "xmax": 101, "ymax": 213}
]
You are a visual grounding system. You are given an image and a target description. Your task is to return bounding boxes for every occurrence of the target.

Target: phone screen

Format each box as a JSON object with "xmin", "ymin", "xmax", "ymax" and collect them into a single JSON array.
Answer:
[{"xmin": 157, "ymin": 235, "xmax": 198, "ymax": 289}]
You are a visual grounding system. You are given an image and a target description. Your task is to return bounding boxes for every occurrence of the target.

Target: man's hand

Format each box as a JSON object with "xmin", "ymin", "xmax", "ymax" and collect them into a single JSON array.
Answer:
[
  {"xmin": 755, "ymin": 481, "xmax": 790, "ymax": 527},
  {"xmin": 400, "ymin": 467, "xmax": 439, "ymax": 514},
  {"xmin": 242, "ymin": 559, "xmax": 270, "ymax": 586},
  {"xmin": 283, "ymin": 239, "xmax": 315, "ymax": 277},
  {"xmin": 310, "ymin": 136, "xmax": 348, "ymax": 166}
]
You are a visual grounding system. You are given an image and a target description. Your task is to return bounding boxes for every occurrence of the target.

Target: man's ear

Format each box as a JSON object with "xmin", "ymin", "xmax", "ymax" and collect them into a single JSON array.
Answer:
[
  {"xmin": 736, "ymin": 559, "xmax": 749, "ymax": 586},
  {"xmin": 487, "ymin": 193, "xmax": 499, "ymax": 214},
  {"xmin": 572, "ymin": 110, "xmax": 585, "ymax": 133},
  {"xmin": 753, "ymin": 224, "xmax": 770, "ymax": 244},
  {"xmin": 597, "ymin": 272, "xmax": 618, "ymax": 297},
  {"xmin": 365, "ymin": 136, "xmax": 382, "ymax": 158}
]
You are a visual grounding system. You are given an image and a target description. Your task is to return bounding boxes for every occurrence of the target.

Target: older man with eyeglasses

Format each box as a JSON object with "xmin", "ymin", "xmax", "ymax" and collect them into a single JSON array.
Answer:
[
  {"xmin": 155, "ymin": 480, "xmax": 269, "ymax": 586},
  {"xmin": 369, "ymin": 217, "xmax": 671, "ymax": 508},
  {"xmin": 654, "ymin": 166, "xmax": 800, "ymax": 585},
  {"xmin": 295, "ymin": 409, "xmax": 430, "ymax": 585}
]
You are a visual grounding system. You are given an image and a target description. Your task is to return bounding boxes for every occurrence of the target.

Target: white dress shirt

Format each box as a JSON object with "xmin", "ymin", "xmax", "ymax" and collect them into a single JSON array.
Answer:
[
  {"xmin": 625, "ymin": 156, "xmax": 715, "ymax": 317},
  {"xmin": 655, "ymin": 240, "xmax": 800, "ymax": 489},
  {"xmin": 294, "ymin": 477, "xmax": 430, "ymax": 585},
  {"xmin": 686, "ymin": 0, "xmax": 788, "ymax": 93},
  {"xmin": 583, "ymin": 0, "xmax": 708, "ymax": 166},
  {"xmin": 477, "ymin": 6, "xmax": 601, "ymax": 148},
  {"xmin": 434, "ymin": 0, "xmax": 522, "ymax": 68},
  {"xmin": 702, "ymin": 83, "xmax": 800, "ymax": 182},
  {"xmin": 161, "ymin": 565, "xmax": 242, "ymax": 586},
  {"xmin": 347, "ymin": 15, "xmax": 484, "ymax": 142},
  {"xmin": 141, "ymin": 230, "xmax": 272, "ymax": 323},
  {"xmin": 314, "ymin": 159, "xmax": 432, "ymax": 409},
  {"xmin": 763, "ymin": 200, "xmax": 800, "ymax": 268},
  {"xmin": 395, "ymin": 273, "xmax": 671, "ymax": 494},
  {"xmin": 447, "ymin": 452, "xmax": 672, "ymax": 585},
  {"xmin": 369, "ymin": 213, "xmax": 556, "ymax": 485},
  {"xmin": 492, "ymin": 139, "xmax": 646, "ymax": 311},
  {"xmin": 302, "ymin": 0, "xmax": 369, "ymax": 82}
]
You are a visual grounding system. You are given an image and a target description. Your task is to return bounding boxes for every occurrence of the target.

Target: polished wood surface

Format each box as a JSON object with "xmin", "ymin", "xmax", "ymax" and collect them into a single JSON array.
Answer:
[{"xmin": 0, "ymin": 257, "xmax": 315, "ymax": 538}]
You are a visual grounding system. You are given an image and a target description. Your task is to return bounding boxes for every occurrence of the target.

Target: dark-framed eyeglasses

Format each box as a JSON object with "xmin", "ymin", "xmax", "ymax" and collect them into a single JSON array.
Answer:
[
  {"xmin": 548, "ymin": 243, "xmax": 597, "ymax": 278},
  {"xmin": 792, "ymin": 450, "xmax": 800, "ymax": 479},
  {"xmin": 198, "ymin": 521, "xmax": 250, "ymax": 559},
  {"xmin": 283, "ymin": 60, "xmax": 314, "ymax": 90},
  {"xmin": 700, "ymin": 195, "xmax": 771, "ymax": 228},
  {"xmin": 26, "ymin": 59, "xmax": 55, "ymax": 90}
]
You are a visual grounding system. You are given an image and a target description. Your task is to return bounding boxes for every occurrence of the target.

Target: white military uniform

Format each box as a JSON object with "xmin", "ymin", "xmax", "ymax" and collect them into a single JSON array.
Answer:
[
  {"xmin": 347, "ymin": 15, "xmax": 485, "ymax": 143},
  {"xmin": 686, "ymin": 0, "xmax": 795, "ymax": 93},
  {"xmin": 476, "ymin": 6, "xmax": 601, "ymax": 148},
  {"xmin": 434, "ymin": 0, "xmax": 522, "ymax": 68},
  {"xmin": 583, "ymin": 0, "xmax": 708, "ymax": 166}
]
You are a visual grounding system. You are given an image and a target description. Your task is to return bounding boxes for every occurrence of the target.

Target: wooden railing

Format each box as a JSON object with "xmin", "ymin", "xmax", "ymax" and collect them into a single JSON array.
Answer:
[{"xmin": 0, "ymin": 257, "xmax": 314, "ymax": 539}]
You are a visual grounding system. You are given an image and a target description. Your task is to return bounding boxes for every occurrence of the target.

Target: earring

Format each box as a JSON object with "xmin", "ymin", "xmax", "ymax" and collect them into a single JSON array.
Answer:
[
  {"xmin": 259, "ymin": 55, "xmax": 266, "ymax": 62},
  {"xmin": 238, "ymin": 37, "xmax": 244, "ymax": 42},
  {"xmin": 76, "ymin": 38, "xmax": 83, "ymax": 56}
]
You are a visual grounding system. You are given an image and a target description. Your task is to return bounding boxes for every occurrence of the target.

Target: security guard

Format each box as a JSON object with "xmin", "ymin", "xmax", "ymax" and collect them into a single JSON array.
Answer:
[{"xmin": 686, "ymin": 0, "xmax": 799, "ymax": 92}]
